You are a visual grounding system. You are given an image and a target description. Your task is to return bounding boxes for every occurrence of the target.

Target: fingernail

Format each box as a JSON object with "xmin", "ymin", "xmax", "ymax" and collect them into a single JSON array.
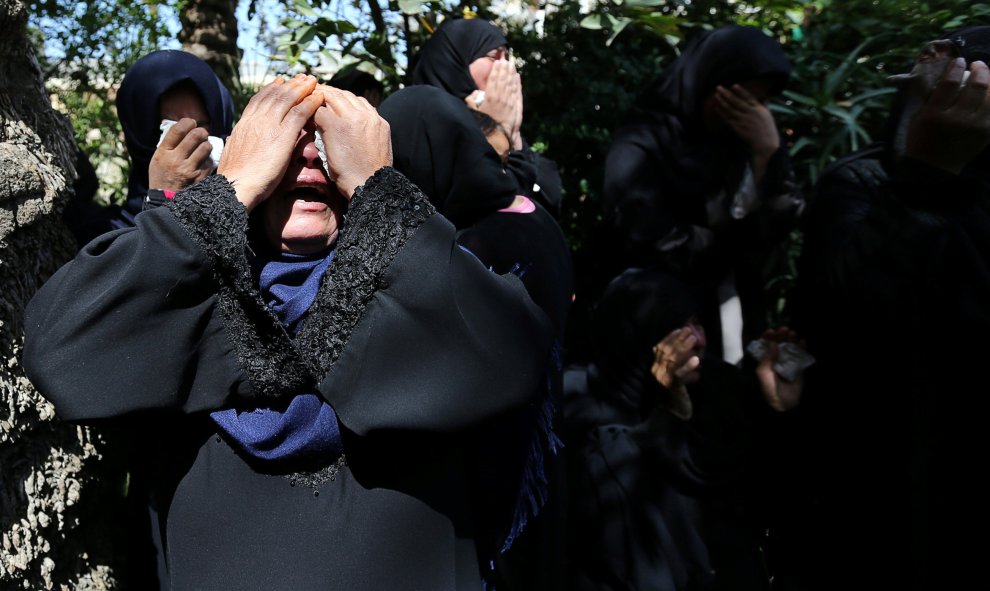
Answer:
[{"xmin": 956, "ymin": 57, "xmax": 966, "ymax": 67}]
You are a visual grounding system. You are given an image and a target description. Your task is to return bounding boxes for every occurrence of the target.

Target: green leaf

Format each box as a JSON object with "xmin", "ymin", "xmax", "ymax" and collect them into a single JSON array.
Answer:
[
  {"xmin": 398, "ymin": 0, "xmax": 423, "ymax": 15},
  {"xmin": 297, "ymin": 25, "xmax": 316, "ymax": 47},
  {"xmin": 781, "ymin": 90, "xmax": 820, "ymax": 108},
  {"xmin": 769, "ymin": 103, "xmax": 798, "ymax": 116},
  {"xmin": 823, "ymin": 105, "xmax": 856, "ymax": 126},
  {"xmin": 846, "ymin": 87, "xmax": 896, "ymax": 104},
  {"xmin": 788, "ymin": 136, "xmax": 814, "ymax": 158},
  {"xmin": 320, "ymin": 17, "xmax": 358, "ymax": 35},
  {"xmin": 292, "ymin": 0, "xmax": 318, "ymax": 18},
  {"xmin": 580, "ymin": 14, "xmax": 604, "ymax": 31},
  {"xmin": 824, "ymin": 40, "xmax": 871, "ymax": 96}
]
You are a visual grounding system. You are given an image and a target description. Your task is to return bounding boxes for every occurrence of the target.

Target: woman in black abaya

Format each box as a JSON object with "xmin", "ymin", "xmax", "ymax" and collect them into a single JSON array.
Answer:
[
  {"xmin": 602, "ymin": 26, "xmax": 804, "ymax": 363},
  {"xmin": 380, "ymin": 85, "xmax": 574, "ymax": 338},
  {"xmin": 771, "ymin": 27, "xmax": 990, "ymax": 591},
  {"xmin": 411, "ymin": 17, "xmax": 564, "ymax": 215},
  {"xmin": 564, "ymin": 268, "xmax": 801, "ymax": 591},
  {"xmin": 380, "ymin": 85, "xmax": 575, "ymax": 590},
  {"xmin": 26, "ymin": 76, "xmax": 554, "ymax": 591}
]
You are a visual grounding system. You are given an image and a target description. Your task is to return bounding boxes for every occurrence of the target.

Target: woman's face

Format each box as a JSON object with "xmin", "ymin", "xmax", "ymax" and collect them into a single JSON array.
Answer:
[
  {"xmin": 468, "ymin": 45, "xmax": 509, "ymax": 91},
  {"xmin": 160, "ymin": 84, "xmax": 211, "ymax": 132},
  {"xmin": 260, "ymin": 121, "xmax": 345, "ymax": 254}
]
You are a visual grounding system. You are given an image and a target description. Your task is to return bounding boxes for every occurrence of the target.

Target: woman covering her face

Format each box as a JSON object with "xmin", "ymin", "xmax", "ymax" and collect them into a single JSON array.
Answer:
[
  {"xmin": 64, "ymin": 50, "xmax": 235, "ymax": 248},
  {"xmin": 24, "ymin": 76, "xmax": 553, "ymax": 591},
  {"xmin": 382, "ymin": 84, "xmax": 575, "ymax": 591},
  {"xmin": 411, "ymin": 17, "xmax": 565, "ymax": 215},
  {"xmin": 116, "ymin": 50, "xmax": 235, "ymax": 225},
  {"xmin": 776, "ymin": 26, "xmax": 990, "ymax": 591},
  {"xmin": 602, "ymin": 25, "xmax": 805, "ymax": 363}
]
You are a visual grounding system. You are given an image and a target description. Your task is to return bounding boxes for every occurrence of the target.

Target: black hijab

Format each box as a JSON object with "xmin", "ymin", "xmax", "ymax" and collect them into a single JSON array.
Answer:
[
  {"xmin": 410, "ymin": 17, "xmax": 508, "ymax": 99},
  {"xmin": 608, "ymin": 26, "xmax": 792, "ymax": 210},
  {"xmin": 116, "ymin": 50, "xmax": 235, "ymax": 210},
  {"xmin": 589, "ymin": 269, "xmax": 699, "ymax": 420},
  {"xmin": 378, "ymin": 85, "xmax": 516, "ymax": 227}
]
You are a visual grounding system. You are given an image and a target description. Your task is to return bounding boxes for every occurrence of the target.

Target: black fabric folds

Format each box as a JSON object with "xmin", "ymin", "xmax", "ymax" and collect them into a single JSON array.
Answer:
[
  {"xmin": 379, "ymin": 85, "xmax": 516, "ymax": 227},
  {"xmin": 588, "ymin": 269, "xmax": 699, "ymax": 421}
]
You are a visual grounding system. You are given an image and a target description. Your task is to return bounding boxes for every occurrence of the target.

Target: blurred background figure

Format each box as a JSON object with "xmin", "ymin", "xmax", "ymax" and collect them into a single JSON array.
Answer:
[
  {"xmin": 601, "ymin": 25, "xmax": 804, "ymax": 366},
  {"xmin": 327, "ymin": 67, "xmax": 385, "ymax": 108},
  {"xmin": 564, "ymin": 268, "xmax": 802, "ymax": 591},
  {"xmin": 771, "ymin": 27, "xmax": 990, "ymax": 591}
]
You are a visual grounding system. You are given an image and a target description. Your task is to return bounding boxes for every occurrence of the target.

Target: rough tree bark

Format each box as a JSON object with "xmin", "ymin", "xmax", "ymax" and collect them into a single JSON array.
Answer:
[
  {"xmin": 179, "ymin": 0, "xmax": 242, "ymax": 94},
  {"xmin": 1, "ymin": 0, "xmax": 119, "ymax": 588}
]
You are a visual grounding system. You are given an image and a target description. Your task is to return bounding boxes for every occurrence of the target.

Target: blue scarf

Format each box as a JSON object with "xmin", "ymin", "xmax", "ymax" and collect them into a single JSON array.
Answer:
[{"xmin": 211, "ymin": 250, "xmax": 343, "ymax": 465}]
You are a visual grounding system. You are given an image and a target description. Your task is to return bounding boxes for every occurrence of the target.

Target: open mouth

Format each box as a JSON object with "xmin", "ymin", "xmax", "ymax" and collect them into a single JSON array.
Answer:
[{"xmin": 287, "ymin": 183, "xmax": 331, "ymax": 202}]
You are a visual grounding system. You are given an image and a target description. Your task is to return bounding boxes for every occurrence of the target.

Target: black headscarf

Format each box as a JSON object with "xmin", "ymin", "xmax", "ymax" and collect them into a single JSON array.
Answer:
[
  {"xmin": 328, "ymin": 68, "xmax": 385, "ymax": 105},
  {"xmin": 116, "ymin": 50, "xmax": 235, "ymax": 211},
  {"xmin": 639, "ymin": 25, "xmax": 791, "ymax": 122},
  {"xmin": 944, "ymin": 25, "xmax": 990, "ymax": 63},
  {"xmin": 410, "ymin": 17, "xmax": 508, "ymax": 99},
  {"xmin": 379, "ymin": 85, "xmax": 516, "ymax": 227},
  {"xmin": 607, "ymin": 26, "xmax": 792, "ymax": 213},
  {"xmin": 589, "ymin": 268, "xmax": 699, "ymax": 420}
]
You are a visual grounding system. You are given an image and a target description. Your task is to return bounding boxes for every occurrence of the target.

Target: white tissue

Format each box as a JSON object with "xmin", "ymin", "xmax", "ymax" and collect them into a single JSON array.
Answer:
[
  {"xmin": 314, "ymin": 129, "xmax": 332, "ymax": 178},
  {"xmin": 158, "ymin": 119, "xmax": 225, "ymax": 169}
]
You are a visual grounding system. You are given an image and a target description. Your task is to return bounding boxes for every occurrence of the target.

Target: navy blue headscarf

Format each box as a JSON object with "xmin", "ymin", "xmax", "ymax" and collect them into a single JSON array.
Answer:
[{"xmin": 115, "ymin": 50, "xmax": 235, "ymax": 221}]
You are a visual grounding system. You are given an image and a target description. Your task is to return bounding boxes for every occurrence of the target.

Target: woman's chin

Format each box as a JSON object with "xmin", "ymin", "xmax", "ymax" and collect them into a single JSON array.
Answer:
[{"xmin": 278, "ymin": 229, "xmax": 338, "ymax": 254}]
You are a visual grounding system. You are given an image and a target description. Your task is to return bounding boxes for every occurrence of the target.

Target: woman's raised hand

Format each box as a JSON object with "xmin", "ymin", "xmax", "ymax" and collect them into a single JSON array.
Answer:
[
  {"xmin": 754, "ymin": 326, "xmax": 805, "ymax": 412},
  {"xmin": 469, "ymin": 60, "xmax": 522, "ymax": 144},
  {"xmin": 314, "ymin": 85, "xmax": 393, "ymax": 200},
  {"xmin": 149, "ymin": 119, "xmax": 214, "ymax": 192},
  {"xmin": 715, "ymin": 84, "xmax": 781, "ymax": 160},
  {"xmin": 906, "ymin": 58, "xmax": 990, "ymax": 174},
  {"xmin": 217, "ymin": 74, "xmax": 323, "ymax": 211}
]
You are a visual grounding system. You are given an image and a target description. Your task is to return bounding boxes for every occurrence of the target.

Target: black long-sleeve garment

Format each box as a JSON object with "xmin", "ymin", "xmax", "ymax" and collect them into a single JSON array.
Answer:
[
  {"xmin": 771, "ymin": 154, "xmax": 990, "ymax": 591},
  {"xmin": 24, "ymin": 168, "xmax": 553, "ymax": 591},
  {"xmin": 600, "ymin": 27, "xmax": 803, "ymax": 357}
]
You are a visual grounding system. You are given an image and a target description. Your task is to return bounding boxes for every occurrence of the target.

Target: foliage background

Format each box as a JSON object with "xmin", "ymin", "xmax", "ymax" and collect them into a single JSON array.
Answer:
[{"xmin": 27, "ymin": 0, "xmax": 990, "ymax": 332}]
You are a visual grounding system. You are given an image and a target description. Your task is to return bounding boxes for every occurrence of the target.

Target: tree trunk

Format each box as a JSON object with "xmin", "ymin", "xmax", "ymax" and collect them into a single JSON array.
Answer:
[
  {"xmin": 1, "ymin": 0, "xmax": 119, "ymax": 588},
  {"xmin": 179, "ymin": 0, "xmax": 242, "ymax": 96}
]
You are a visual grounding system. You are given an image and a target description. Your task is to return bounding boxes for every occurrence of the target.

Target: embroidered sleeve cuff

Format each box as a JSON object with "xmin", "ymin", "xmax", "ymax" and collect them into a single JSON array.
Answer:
[
  {"xmin": 337, "ymin": 166, "xmax": 436, "ymax": 281},
  {"xmin": 167, "ymin": 174, "xmax": 314, "ymax": 399},
  {"xmin": 294, "ymin": 167, "xmax": 435, "ymax": 370},
  {"xmin": 166, "ymin": 175, "xmax": 250, "ymax": 273}
]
